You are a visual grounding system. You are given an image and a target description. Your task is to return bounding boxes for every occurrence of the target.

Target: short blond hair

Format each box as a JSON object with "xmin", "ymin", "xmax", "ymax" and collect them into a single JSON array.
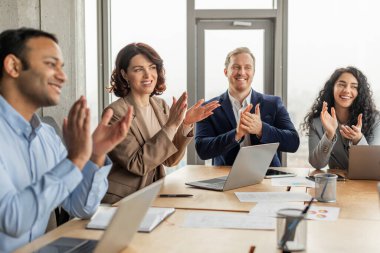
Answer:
[{"xmin": 224, "ymin": 47, "xmax": 255, "ymax": 69}]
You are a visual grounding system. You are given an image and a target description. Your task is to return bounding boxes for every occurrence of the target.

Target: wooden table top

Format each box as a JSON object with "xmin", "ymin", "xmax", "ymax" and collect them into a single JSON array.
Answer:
[{"xmin": 15, "ymin": 209, "xmax": 380, "ymax": 253}]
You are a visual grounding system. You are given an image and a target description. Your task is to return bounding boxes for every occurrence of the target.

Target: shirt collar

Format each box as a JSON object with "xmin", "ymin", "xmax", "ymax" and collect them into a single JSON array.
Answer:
[
  {"xmin": 0, "ymin": 95, "xmax": 42, "ymax": 139},
  {"xmin": 228, "ymin": 89, "xmax": 252, "ymax": 108}
]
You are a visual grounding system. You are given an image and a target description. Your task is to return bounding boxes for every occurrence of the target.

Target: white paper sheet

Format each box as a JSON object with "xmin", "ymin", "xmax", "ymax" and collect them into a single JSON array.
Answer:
[
  {"xmin": 249, "ymin": 202, "xmax": 304, "ymax": 217},
  {"xmin": 249, "ymin": 203, "xmax": 340, "ymax": 221},
  {"xmin": 235, "ymin": 192, "xmax": 313, "ymax": 202},
  {"xmin": 306, "ymin": 206, "xmax": 340, "ymax": 221},
  {"xmin": 182, "ymin": 212, "xmax": 275, "ymax": 230},
  {"xmin": 271, "ymin": 177, "xmax": 315, "ymax": 188}
]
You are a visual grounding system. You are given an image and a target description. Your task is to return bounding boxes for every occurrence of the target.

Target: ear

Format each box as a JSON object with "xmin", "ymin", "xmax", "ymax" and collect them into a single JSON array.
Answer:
[
  {"xmin": 120, "ymin": 69, "xmax": 128, "ymax": 81},
  {"xmin": 224, "ymin": 68, "xmax": 228, "ymax": 77},
  {"xmin": 3, "ymin": 54, "xmax": 22, "ymax": 78}
]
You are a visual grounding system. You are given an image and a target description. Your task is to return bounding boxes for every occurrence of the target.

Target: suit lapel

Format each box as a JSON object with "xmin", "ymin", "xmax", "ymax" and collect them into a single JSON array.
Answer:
[
  {"xmin": 250, "ymin": 90, "xmax": 264, "ymax": 144},
  {"xmin": 123, "ymin": 94, "xmax": 149, "ymax": 145},
  {"xmin": 250, "ymin": 89, "xmax": 261, "ymax": 111},
  {"xmin": 220, "ymin": 91, "xmax": 237, "ymax": 129}
]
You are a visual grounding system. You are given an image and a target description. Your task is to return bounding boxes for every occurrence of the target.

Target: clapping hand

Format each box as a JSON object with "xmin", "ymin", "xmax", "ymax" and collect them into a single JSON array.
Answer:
[
  {"xmin": 240, "ymin": 104, "xmax": 263, "ymax": 138},
  {"xmin": 320, "ymin": 101, "xmax": 338, "ymax": 140},
  {"xmin": 184, "ymin": 99, "xmax": 220, "ymax": 125},
  {"xmin": 236, "ymin": 104, "xmax": 253, "ymax": 140},
  {"xmin": 340, "ymin": 113, "xmax": 363, "ymax": 144},
  {"xmin": 165, "ymin": 92, "xmax": 188, "ymax": 130},
  {"xmin": 91, "ymin": 106, "xmax": 134, "ymax": 166},
  {"xmin": 63, "ymin": 96, "xmax": 92, "ymax": 170}
]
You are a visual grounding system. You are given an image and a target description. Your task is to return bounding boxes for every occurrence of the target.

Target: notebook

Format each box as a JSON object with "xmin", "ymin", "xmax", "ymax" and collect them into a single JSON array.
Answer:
[
  {"xmin": 86, "ymin": 206, "xmax": 175, "ymax": 233},
  {"xmin": 348, "ymin": 145, "xmax": 380, "ymax": 180},
  {"xmin": 33, "ymin": 180, "xmax": 163, "ymax": 253},
  {"xmin": 186, "ymin": 143, "xmax": 279, "ymax": 191}
]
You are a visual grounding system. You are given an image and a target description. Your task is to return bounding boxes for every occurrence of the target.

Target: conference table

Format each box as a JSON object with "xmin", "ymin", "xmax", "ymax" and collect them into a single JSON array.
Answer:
[
  {"xmin": 15, "ymin": 165, "xmax": 380, "ymax": 253},
  {"xmin": 152, "ymin": 166, "xmax": 309, "ymax": 212}
]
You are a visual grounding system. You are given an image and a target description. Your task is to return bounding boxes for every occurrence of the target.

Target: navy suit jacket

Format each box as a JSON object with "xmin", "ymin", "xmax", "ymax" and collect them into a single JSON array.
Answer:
[{"xmin": 195, "ymin": 90, "xmax": 300, "ymax": 166}]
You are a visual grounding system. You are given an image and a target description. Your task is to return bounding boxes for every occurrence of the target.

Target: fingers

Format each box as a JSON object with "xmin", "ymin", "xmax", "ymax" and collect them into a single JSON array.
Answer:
[
  {"xmin": 101, "ymin": 108, "xmax": 114, "ymax": 126},
  {"xmin": 84, "ymin": 108, "xmax": 91, "ymax": 133},
  {"xmin": 67, "ymin": 96, "xmax": 87, "ymax": 130},
  {"xmin": 255, "ymin": 104, "xmax": 261, "ymax": 117},
  {"xmin": 62, "ymin": 117, "xmax": 68, "ymax": 140},
  {"xmin": 331, "ymin": 107, "xmax": 336, "ymax": 120},
  {"xmin": 340, "ymin": 125, "xmax": 356, "ymax": 138},
  {"xmin": 193, "ymin": 98, "xmax": 205, "ymax": 109},
  {"xmin": 357, "ymin": 113, "xmax": 363, "ymax": 128},
  {"xmin": 203, "ymin": 101, "xmax": 220, "ymax": 113},
  {"xmin": 322, "ymin": 101, "xmax": 328, "ymax": 112},
  {"xmin": 243, "ymin": 104, "xmax": 253, "ymax": 114},
  {"xmin": 120, "ymin": 106, "xmax": 134, "ymax": 134},
  {"xmin": 177, "ymin": 91, "xmax": 187, "ymax": 106}
]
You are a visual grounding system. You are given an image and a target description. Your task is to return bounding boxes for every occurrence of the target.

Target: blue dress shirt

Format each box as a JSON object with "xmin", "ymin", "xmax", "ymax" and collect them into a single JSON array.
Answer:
[{"xmin": 0, "ymin": 96, "xmax": 111, "ymax": 253}]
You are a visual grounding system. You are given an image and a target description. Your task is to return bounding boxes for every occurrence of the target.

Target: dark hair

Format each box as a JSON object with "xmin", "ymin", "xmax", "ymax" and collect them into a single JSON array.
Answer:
[
  {"xmin": 109, "ymin": 42, "xmax": 166, "ymax": 97},
  {"xmin": 0, "ymin": 27, "xmax": 58, "ymax": 79},
  {"xmin": 301, "ymin": 66, "xmax": 379, "ymax": 141}
]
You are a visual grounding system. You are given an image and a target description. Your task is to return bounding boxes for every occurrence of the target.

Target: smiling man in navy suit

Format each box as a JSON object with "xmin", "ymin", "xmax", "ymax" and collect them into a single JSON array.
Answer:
[{"xmin": 195, "ymin": 47, "xmax": 299, "ymax": 166}]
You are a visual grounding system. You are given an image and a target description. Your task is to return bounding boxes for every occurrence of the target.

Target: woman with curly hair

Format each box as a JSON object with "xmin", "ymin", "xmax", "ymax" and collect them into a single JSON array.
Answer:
[
  {"xmin": 102, "ymin": 43, "xmax": 219, "ymax": 203},
  {"xmin": 301, "ymin": 66, "xmax": 380, "ymax": 170}
]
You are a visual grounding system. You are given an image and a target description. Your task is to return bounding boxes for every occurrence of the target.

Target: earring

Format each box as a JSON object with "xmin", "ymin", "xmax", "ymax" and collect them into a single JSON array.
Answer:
[{"xmin": 125, "ymin": 80, "xmax": 130, "ymax": 88}]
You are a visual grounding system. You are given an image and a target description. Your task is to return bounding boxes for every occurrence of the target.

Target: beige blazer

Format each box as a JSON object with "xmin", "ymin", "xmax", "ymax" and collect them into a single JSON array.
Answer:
[{"xmin": 102, "ymin": 94, "xmax": 193, "ymax": 204}]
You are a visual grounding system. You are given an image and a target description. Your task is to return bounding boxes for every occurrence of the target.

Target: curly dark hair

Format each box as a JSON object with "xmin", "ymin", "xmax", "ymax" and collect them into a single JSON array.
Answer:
[
  {"xmin": 109, "ymin": 42, "xmax": 166, "ymax": 97},
  {"xmin": 301, "ymin": 66, "xmax": 379, "ymax": 141}
]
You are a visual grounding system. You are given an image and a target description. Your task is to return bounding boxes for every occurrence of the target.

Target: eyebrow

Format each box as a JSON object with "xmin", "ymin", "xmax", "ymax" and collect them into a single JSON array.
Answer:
[
  {"xmin": 44, "ymin": 56, "xmax": 65, "ymax": 67},
  {"xmin": 337, "ymin": 80, "xmax": 358, "ymax": 85},
  {"xmin": 132, "ymin": 63, "xmax": 155, "ymax": 68}
]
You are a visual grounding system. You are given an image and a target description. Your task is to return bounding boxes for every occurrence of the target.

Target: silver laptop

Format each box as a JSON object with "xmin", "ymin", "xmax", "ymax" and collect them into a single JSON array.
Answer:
[
  {"xmin": 34, "ymin": 180, "xmax": 163, "ymax": 253},
  {"xmin": 186, "ymin": 143, "xmax": 279, "ymax": 191},
  {"xmin": 348, "ymin": 145, "xmax": 380, "ymax": 180}
]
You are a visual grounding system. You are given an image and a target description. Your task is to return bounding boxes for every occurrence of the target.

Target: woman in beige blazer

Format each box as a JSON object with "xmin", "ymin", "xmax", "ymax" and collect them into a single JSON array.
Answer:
[{"xmin": 102, "ymin": 43, "xmax": 219, "ymax": 203}]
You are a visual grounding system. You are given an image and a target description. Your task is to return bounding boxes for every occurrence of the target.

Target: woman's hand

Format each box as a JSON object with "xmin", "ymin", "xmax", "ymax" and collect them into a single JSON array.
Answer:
[
  {"xmin": 165, "ymin": 92, "xmax": 188, "ymax": 130},
  {"xmin": 320, "ymin": 101, "xmax": 338, "ymax": 140},
  {"xmin": 183, "ymin": 99, "xmax": 220, "ymax": 125},
  {"xmin": 340, "ymin": 113, "xmax": 363, "ymax": 144}
]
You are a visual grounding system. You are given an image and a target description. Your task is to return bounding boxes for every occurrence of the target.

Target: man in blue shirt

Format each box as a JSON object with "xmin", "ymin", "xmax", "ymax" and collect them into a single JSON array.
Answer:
[
  {"xmin": 0, "ymin": 28, "xmax": 133, "ymax": 252},
  {"xmin": 195, "ymin": 47, "xmax": 299, "ymax": 166}
]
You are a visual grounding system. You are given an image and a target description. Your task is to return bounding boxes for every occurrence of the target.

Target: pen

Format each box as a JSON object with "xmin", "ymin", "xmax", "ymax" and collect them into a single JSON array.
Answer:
[{"xmin": 159, "ymin": 194, "xmax": 193, "ymax": 198}]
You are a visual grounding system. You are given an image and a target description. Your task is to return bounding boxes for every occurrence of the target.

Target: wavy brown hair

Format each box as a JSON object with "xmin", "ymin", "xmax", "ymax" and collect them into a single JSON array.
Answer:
[
  {"xmin": 109, "ymin": 42, "xmax": 166, "ymax": 97},
  {"xmin": 301, "ymin": 66, "xmax": 379, "ymax": 141}
]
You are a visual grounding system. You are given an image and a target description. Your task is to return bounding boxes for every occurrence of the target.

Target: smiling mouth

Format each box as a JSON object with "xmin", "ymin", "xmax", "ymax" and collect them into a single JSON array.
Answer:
[
  {"xmin": 339, "ymin": 95, "xmax": 352, "ymax": 100},
  {"xmin": 49, "ymin": 83, "xmax": 62, "ymax": 93},
  {"xmin": 142, "ymin": 80, "xmax": 153, "ymax": 86}
]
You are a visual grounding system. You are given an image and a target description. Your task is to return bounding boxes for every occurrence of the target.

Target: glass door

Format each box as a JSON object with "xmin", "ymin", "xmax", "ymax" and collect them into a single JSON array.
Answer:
[
  {"xmin": 197, "ymin": 20, "xmax": 274, "ymax": 101},
  {"xmin": 194, "ymin": 19, "xmax": 275, "ymax": 164}
]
